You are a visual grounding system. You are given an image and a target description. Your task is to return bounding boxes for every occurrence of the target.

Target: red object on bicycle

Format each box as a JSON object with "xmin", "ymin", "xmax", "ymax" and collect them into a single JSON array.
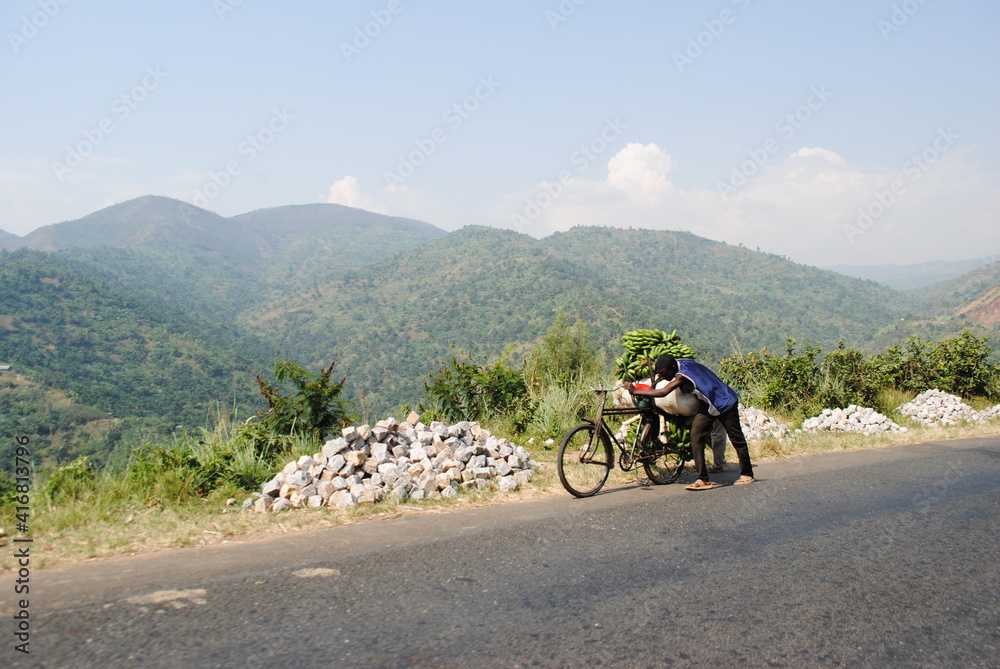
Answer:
[{"xmin": 633, "ymin": 383, "xmax": 651, "ymax": 391}]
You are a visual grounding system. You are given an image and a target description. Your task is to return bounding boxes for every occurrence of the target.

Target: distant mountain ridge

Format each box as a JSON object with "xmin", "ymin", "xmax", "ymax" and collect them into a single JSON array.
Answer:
[
  {"xmin": 4, "ymin": 196, "xmax": 447, "ymax": 273},
  {"xmin": 926, "ymin": 261, "xmax": 1000, "ymax": 327},
  {"xmin": 3, "ymin": 196, "xmax": 449, "ymax": 317},
  {"xmin": 825, "ymin": 257, "xmax": 999, "ymax": 292}
]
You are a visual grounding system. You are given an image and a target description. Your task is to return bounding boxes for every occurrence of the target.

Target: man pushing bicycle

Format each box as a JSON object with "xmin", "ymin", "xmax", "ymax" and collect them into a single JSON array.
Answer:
[{"xmin": 625, "ymin": 354, "xmax": 755, "ymax": 490}]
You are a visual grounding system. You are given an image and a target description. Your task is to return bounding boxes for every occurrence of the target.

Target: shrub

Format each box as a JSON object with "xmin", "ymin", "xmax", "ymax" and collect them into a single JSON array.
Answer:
[
  {"xmin": 42, "ymin": 456, "xmax": 95, "ymax": 503},
  {"xmin": 256, "ymin": 357, "xmax": 356, "ymax": 442},
  {"xmin": 422, "ymin": 352, "xmax": 535, "ymax": 431}
]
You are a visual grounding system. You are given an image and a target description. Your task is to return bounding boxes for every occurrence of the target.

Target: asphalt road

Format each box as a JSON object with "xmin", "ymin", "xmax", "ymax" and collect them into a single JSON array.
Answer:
[{"xmin": 3, "ymin": 436, "xmax": 999, "ymax": 668}]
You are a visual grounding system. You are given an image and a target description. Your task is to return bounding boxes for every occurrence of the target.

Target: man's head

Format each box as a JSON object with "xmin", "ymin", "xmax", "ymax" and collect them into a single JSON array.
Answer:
[{"xmin": 654, "ymin": 354, "xmax": 678, "ymax": 380}]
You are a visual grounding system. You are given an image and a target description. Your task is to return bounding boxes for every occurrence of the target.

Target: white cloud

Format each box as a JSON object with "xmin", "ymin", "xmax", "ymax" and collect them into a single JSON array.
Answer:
[
  {"xmin": 607, "ymin": 142, "xmax": 673, "ymax": 201},
  {"xmin": 794, "ymin": 147, "xmax": 846, "ymax": 165},
  {"xmin": 476, "ymin": 142, "xmax": 1000, "ymax": 267},
  {"xmin": 324, "ymin": 175, "xmax": 389, "ymax": 214}
]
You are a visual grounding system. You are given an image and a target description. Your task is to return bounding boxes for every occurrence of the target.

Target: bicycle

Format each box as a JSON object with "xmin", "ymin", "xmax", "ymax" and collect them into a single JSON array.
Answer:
[{"xmin": 557, "ymin": 387, "xmax": 687, "ymax": 497}]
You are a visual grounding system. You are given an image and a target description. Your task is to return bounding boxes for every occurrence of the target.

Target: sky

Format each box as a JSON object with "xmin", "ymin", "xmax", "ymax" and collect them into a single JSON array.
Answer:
[{"xmin": 1, "ymin": 0, "xmax": 998, "ymax": 268}]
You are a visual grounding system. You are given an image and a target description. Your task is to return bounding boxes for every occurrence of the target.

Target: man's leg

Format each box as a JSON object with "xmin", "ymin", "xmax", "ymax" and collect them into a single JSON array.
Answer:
[
  {"xmin": 689, "ymin": 412, "xmax": 714, "ymax": 482},
  {"xmin": 709, "ymin": 419, "xmax": 727, "ymax": 471},
  {"xmin": 719, "ymin": 405, "xmax": 754, "ymax": 478}
]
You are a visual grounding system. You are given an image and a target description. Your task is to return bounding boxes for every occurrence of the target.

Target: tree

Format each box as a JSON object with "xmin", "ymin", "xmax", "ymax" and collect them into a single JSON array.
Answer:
[
  {"xmin": 421, "ymin": 351, "xmax": 534, "ymax": 430},
  {"xmin": 256, "ymin": 356, "xmax": 355, "ymax": 442},
  {"xmin": 524, "ymin": 310, "xmax": 601, "ymax": 389}
]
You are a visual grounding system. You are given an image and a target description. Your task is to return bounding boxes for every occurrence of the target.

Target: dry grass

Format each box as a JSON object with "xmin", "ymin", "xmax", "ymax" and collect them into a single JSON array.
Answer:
[{"xmin": 4, "ymin": 418, "xmax": 998, "ymax": 572}]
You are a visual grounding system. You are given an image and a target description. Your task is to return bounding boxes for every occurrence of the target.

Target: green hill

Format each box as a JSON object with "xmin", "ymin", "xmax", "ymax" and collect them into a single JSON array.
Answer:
[
  {"xmin": 232, "ymin": 203, "xmax": 448, "ymax": 290},
  {"xmin": 0, "ymin": 249, "xmax": 272, "ymax": 462},
  {"xmin": 0, "ymin": 371, "xmax": 121, "ymax": 468},
  {"xmin": 243, "ymin": 226, "xmax": 921, "ymax": 413},
  {"xmin": 4, "ymin": 196, "xmax": 449, "ymax": 319}
]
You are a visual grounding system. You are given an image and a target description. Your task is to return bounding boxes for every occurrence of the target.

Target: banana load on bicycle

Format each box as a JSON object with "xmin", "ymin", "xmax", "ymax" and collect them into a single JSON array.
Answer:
[
  {"xmin": 613, "ymin": 328, "xmax": 698, "ymax": 452},
  {"xmin": 618, "ymin": 329, "xmax": 756, "ymax": 491}
]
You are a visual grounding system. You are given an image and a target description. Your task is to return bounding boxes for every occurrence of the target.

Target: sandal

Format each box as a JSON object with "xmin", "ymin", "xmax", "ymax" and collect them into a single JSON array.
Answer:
[
  {"xmin": 685, "ymin": 479, "xmax": 719, "ymax": 491},
  {"xmin": 734, "ymin": 475, "xmax": 755, "ymax": 485}
]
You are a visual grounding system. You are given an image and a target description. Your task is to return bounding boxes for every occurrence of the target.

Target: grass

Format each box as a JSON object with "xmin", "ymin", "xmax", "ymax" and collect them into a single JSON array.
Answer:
[{"xmin": 3, "ymin": 415, "xmax": 998, "ymax": 572}]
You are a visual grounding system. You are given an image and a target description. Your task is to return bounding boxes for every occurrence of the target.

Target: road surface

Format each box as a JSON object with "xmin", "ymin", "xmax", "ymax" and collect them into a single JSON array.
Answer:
[{"xmin": 2, "ymin": 436, "xmax": 998, "ymax": 667}]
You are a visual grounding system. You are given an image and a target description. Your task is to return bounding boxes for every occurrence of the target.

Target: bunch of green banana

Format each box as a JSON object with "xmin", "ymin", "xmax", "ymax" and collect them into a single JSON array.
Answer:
[
  {"xmin": 621, "ymin": 328, "xmax": 676, "ymax": 352},
  {"xmin": 667, "ymin": 421, "xmax": 692, "ymax": 459},
  {"xmin": 614, "ymin": 328, "xmax": 696, "ymax": 381},
  {"xmin": 623, "ymin": 416, "xmax": 693, "ymax": 460}
]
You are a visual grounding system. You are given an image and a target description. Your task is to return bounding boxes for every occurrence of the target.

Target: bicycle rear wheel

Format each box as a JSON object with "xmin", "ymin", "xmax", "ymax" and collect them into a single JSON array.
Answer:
[
  {"xmin": 557, "ymin": 423, "xmax": 613, "ymax": 497},
  {"xmin": 643, "ymin": 447, "xmax": 684, "ymax": 484}
]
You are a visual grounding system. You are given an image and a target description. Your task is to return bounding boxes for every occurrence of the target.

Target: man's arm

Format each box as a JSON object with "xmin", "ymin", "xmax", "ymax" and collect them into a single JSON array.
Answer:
[{"xmin": 624, "ymin": 376, "xmax": 682, "ymax": 398}]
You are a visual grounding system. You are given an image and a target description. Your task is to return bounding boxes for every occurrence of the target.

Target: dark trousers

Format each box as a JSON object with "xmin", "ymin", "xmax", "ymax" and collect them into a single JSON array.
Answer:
[{"xmin": 690, "ymin": 404, "xmax": 753, "ymax": 481}]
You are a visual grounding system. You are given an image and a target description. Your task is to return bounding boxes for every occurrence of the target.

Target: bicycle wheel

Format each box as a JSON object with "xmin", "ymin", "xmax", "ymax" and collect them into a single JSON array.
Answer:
[
  {"xmin": 643, "ymin": 447, "xmax": 684, "ymax": 484},
  {"xmin": 557, "ymin": 423, "xmax": 613, "ymax": 497}
]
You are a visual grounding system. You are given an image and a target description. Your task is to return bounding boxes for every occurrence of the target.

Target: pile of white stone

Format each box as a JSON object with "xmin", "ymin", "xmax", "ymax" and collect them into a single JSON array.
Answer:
[
  {"xmin": 980, "ymin": 404, "xmax": 1000, "ymax": 421},
  {"xmin": 897, "ymin": 388, "xmax": 999, "ymax": 426},
  {"xmin": 801, "ymin": 405, "xmax": 906, "ymax": 435},
  {"xmin": 739, "ymin": 405, "xmax": 791, "ymax": 441},
  {"xmin": 243, "ymin": 414, "xmax": 536, "ymax": 513}
]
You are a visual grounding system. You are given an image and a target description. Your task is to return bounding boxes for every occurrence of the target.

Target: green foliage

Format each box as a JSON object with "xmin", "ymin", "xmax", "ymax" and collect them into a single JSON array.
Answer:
[
  {"xmin": 720, "ymin": 339, "xmax": 823, "ymax": 416},
  {"xmin": 422, "ymin": 352, "xmax": 534, "ymax": 431},
  {"xmin": 871, "ymin": 329, "xmax": 999, "ymax": 399},
  {"xmin": 818, "ymin": 342, "xmax": 882, "ymax": 410},
  {"xmin": 96, "ymin": 413, "xmax": 312, "ymax": 504},
  {"xmin": 524, "ymin": 310, "xmax": 601, "ymax": 389},
  {"xmin": 722, "ymin": 330, "xmax": 1000, "ymax": 418},
  {"xmin": 525, "ymin": 383, "xmax": 597, "ymax": 440},
  {"xmin": 0, "ymin": 473, "xmax": 16, "ymax": 509},
  {"xmin": 256, "ymin": 356, "xmax": 356, "ymax": 442},
  {"xmin": 42, "ymin": 456, "xmax": 96, "ymax": 503},
  {"xmin": 0, "ymin": 248, "xmax": 268, "ymax": 446}
]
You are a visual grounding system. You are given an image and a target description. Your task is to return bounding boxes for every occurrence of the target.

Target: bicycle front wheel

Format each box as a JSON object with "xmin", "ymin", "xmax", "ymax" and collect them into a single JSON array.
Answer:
[{"xmin": 557, "ymin": 423, "xmax": 613, "ymax": 497}]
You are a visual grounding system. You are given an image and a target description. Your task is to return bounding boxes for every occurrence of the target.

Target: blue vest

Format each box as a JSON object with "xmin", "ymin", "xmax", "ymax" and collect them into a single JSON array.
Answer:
[{"xmin": 676, "ymin": 359, "xmax": 738, "ymax": 415}]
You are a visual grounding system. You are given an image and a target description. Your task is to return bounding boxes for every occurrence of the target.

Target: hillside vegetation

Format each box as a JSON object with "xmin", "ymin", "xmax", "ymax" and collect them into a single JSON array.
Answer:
[
  {"xmin": 246, "ymin": 225, "xmax": 924, "ymax": 413},
  {"xmin": 0, "ymin": 248, "xmax": 271, "ymax": 464},
  {"xmin": 1, "ymin": 196, "xmax": 998, "ymax": 466}
]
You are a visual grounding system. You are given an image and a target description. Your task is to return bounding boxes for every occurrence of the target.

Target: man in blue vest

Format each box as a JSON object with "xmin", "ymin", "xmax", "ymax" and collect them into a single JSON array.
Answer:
[{"xmin": 626, "ymin": 354, "xmax": 754, "ymax": 490}]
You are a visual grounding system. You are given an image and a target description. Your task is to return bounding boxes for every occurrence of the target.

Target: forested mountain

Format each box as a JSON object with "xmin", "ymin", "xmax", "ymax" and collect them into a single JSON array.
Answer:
[
  {"xmin": 2, "ymin": 196, "xmax": 448, "ymax": 318},
  {"xmin": 1, "ymin": 195, "xmax": 997, "ymax": 466},
  {"xmin": 243, "ymin": 226, "xmax": 921, "ymax": 412},
  {"xmin": 0, "ymin": 249, "xmax": 272, "ymax": 463},
  {"xmin": 0, "ymin": 197, "xmax": 449, "ymax": 464},
  {"xmin": 232, "ymin": 203, "xmax": 448, "ymax": 290},
  {"xmin": 0, "ymin": 229, "xmax": 18, "ymax": 244},
  {"xmin": 539, "ymin": 227, "xmax": 917, "ymax": 353}
]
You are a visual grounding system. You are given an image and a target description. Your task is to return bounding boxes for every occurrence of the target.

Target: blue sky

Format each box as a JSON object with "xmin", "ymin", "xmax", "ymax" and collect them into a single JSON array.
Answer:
[{"xmin": 1, "ymin": 0, "xmax": 997, "ymax": 267}]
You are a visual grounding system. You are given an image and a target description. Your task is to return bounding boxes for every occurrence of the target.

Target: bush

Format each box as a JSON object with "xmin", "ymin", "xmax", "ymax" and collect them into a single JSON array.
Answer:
[
  {"xmin": 422, "ymin": 352, "xmax": 535, "ymax": 431},
  {"xmin": 872, "ymin": 329, "xmax": 999, "ymax": 399},
  {"xmin": 721, "ymin": 339, "xmax": 823, "ymax": 416},
  {"xmin": 722, "ymin": 331, "xmax": 1000, "ymax": 418},
  {"xmin": 256, "ymin": 357, "xmax": 356, "ymax": 442},
  {"xmin": 42, "ymin": 456, "xmax": 96, "ymax": 503},
  {"xmin": 817, "ymin": 342, "xmax": 882, "ymax": 410}
]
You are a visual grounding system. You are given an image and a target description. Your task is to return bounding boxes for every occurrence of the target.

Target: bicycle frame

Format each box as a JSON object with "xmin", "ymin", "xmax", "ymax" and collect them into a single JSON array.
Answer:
[{"xmin": 585, "ymin": 389, "xmax": 658, "ymax": 471}]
